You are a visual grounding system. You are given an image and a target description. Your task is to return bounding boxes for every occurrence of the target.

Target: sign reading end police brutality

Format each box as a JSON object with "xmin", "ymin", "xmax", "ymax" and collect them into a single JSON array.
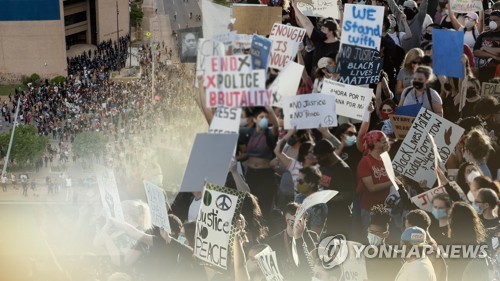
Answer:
[
  {"xmin": 195, "ymin": 183, "xmax": 244, "ymax": 270},
  {"xmin": 269, "ymin": 24, "xmax": 306, "ymax": 70},
  {"xmin": 392, "ymin": 108, "xmax": 464, "ymax": 188},
  {"xmin": 283, "ymin": 94, "xmax": 337, "ymax": 130},
  {"xmin": 204, "ymin": 55, "xmax": 270, "ymax": 108},
  {"xmin": 341, "ymin": 4, "xmax": 384, "ymax": 51}
]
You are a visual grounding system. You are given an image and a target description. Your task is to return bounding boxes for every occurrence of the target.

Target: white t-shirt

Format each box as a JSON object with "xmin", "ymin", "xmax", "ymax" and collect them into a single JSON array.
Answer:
[
  {"xmin": 401, "ymin": 87, "xmax": 442, "ymax": 112},
  {"xmin": 395, "ymin": 257, "xmax": 437, "ymax": 281},
  {"xmin": 188, "ymin": 197, "xmax": 202, "ymax": 222},
  {"xmin": 388, "ymin": 32, "xmax": 406, "ymax": 47},
  {"xmin": 462, "ymin": 28, "xmax": 479, "ymax": 50},
  {"xmin": 287, "ymin": 158, "xmax": 303, "ymax": 192}
]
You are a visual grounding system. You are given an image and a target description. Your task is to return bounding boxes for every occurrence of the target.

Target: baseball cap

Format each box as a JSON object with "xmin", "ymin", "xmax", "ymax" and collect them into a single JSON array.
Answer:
[
  {"xmin": 465, "ymin": 12, "xmax": 479, "ymax": 21},
  {"xmin": 322, "ymin": 20, "xmax": 338, "ymax": 32},
  {"xmin": 313, "ymin": 139, "xmax": 335, "ymax": 155},
  {"xmin": 401, "ymin": 226, "xmax": 427, "ymax": 245},
  {"xmin": 317, "ymin": 57, "xmax": 329, "ymax": 69},
  {"xmin": 403, "ymin": 0, "xmax": 418, "ymax": 8}
]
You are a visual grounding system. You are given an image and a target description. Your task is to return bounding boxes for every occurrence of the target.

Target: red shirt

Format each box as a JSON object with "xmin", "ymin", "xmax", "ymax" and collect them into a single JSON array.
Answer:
[{"xmin": 356, "ymin": 154, "xmax": 390, "ymax": 210}]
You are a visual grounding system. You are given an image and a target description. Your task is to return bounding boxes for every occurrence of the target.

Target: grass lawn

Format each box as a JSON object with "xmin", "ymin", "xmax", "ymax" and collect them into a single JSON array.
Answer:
[{"xmin": 0, "ymin": 85, "xmax": 18, "ymax": 96}]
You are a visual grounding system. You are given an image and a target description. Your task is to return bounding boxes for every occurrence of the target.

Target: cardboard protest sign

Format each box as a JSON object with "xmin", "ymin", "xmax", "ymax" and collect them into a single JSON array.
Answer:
[
  {"xmin": 180, "ymin": 133, "xmax": 238, "ymax": 192},
  {"xmin": 341, "ymin": 241, "xmax": 369, "ymax": 281},
  {"xmin": 96, "ymin": 166, "xmax": 125, "ymax": 222},
  {"xmin": 481, "ymin": 82, "xmax": 500, "ymax": 98},
  {"xmin": 447, "ymin": 169, "xmax": 458, "ymax": 181},
  {"xmin": 179, "ymin": 27, "xmax": 203, "ymax": 63},
  {"xmin": 209, "ymin": 107, "xmax": 242, "ymax": 134},
  {"xmin": 321, "ymin": 80, "xmax": 373, "ymax": 120},
  {"xmin": 433, "ymin": 29, "xmax": 464, "ymax": 78},
  {"xmin": 268, "ymin": 61, "xmax": 304, "ymax": 107},
  {"xmin": 214, "ymin": 31, "xmax": 237, "ymax": 45},
  {"xmin": 251, "ymin": 35, "xmax": 272, "ymax": 70},
  {"xmin": 380, "ymin": 152, "xmax": 399, "ymax": 190},
  {"xmin": 202, "ymin": 0, "xmax": 231, "ymax": 41},
  {"xmin": 341, "ymin": 4, "xmax": 384, "ymax": 51},
  {"xmin": 450, "ymin": 0, "xmax": 482, "ymax": 13},
  {"xmin": 393, "ymin": 108, "xmax": 465, "ymax": 188},
  {"xmin": 143, "ymin": 180, "xmax": 171, "ymax": 233},
  {"xmin": 269, "ymin": 24, "xmax": 307, "ymax": 70},
  {"xmin": 203, "ymin": 55, "xmax": 271, "ymax": 108},
  {"xmin": 292, "ymin": 190, "xmax": 338, "ymax": 265},
  {"xmin": 390, "ymin": 115, "xmax": 415, "ymax": 140},
  {"xmin": 411, "ymin": 185, "xmax": 447, "ymax": 212},
  {"xmin": 255, "ymin": 247, "xmax": 284, "ymax": 281},
  {"xmin": 283, "ymin": 94, "xmax": 338, "ymax": 129},
  {"xmin": 337, "ymin": 44, "xmax": 383, "ymax": 85},
  {"xmin": 232, "ymin": 5, "xmax": 282, "ymax": 35},
  {"xmin": 296, "ymin": 0, "xmax": 340, "ymax": 19},
  {"xmin": 196, "ymin": 39, "xmax": 225, "ymax": 87},
  {"xmin": 195, "ymin": 182, "xmax": 244, "ymax": 270},
  {"xmin": 234, "ymin": 34, "xmax": 253, "ymax": 50}
]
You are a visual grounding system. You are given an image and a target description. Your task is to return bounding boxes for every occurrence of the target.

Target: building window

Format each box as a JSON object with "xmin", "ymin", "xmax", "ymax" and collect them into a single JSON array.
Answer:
[{"xmin": 65, "ymin": 11, "xmax": 87, "ymax": 26}]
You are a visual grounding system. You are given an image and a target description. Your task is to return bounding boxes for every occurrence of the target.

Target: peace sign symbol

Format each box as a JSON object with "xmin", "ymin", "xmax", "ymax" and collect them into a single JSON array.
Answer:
[
  {"xmin": 324, "ymin": 115, "xmax": 335, "ymax": 126},
  {"xmin": 216, "ymin": 194, "xmax": 232, "ymax": 211}
]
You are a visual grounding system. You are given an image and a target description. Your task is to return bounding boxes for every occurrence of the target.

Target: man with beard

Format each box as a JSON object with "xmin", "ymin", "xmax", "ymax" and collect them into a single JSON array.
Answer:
[
  {"xmin": 387, "ymin": 0, "xmax": 429, "ymax": 52},
  {"xmin": 313, "ymin": 139, "xmax": 354, "ymax": 237}
]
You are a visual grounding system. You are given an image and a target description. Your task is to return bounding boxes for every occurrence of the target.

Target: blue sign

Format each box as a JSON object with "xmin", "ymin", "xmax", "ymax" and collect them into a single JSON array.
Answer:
[
  {"xmin": 395, "ymin": 104, "xmax": 422, "ymax": 117},
  {"xmin": 250, "ymin": 35, "xmax": 272, "ymax": 70},
  {"xmin": 0, "ymin": 0, "xmax": 61, "ymax": 21},
  {"xmin": 433, "ymin": 29, "xmax": 464, "ymax": 78}
]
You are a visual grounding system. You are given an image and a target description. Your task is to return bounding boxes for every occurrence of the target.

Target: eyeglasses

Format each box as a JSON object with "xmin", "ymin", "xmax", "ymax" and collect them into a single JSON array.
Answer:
[
  {"xmin": 381, "ymin": 108, "xmax": 394, "ymax": 113},
  {"xmin": 411, "ymin": 61, "xmax": 422, "ymax": 65},
  {"xmin": 345, "ymin": 131, "xmax": 357, "ymax": 136}
]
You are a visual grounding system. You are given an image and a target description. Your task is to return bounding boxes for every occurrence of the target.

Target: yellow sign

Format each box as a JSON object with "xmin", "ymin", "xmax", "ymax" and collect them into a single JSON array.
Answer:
[{"xmin": 146, "ymin": 31, "xmax": 151, "ymax": 37}]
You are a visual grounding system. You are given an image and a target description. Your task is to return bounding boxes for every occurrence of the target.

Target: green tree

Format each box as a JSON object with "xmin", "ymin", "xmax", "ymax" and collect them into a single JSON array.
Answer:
[
  {"xmin": 72, "ymin": 132, "xmax": 107, "ymax": 161},
  {"xmin": 0, "ymin": 125, "xmax": 48, "ymax": 166},
  {"xmin": 130, "ymin": 3, "xmax": 144, "ymax": 26}
]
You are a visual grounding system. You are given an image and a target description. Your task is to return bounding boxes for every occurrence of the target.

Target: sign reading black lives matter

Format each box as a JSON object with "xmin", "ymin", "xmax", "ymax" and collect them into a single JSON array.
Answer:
[
  {"xmin": 392, "ymin": 108, "xmax": 464, "ymax": 188},
  {"xmin": 195, "ymin": 182, "xmax": 244, "ymax": 270},
  {"xmin": 337, "ymin": 44, "xmax": 383, "ymax": 85}
]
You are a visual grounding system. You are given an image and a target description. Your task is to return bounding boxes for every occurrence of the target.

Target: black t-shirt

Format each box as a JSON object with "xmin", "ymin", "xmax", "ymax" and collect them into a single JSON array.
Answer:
[
  {"xmin": 473, "ymin": 30, "xmax": 500, "ymax": 69},
  {"xmin": 310, "ymin": 28, "xmax": 340, "ymax": 68}
]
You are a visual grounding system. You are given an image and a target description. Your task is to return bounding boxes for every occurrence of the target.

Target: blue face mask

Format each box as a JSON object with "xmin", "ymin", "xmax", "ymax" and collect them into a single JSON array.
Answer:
[
  {"xmin": 287, "ymin": 136, "xmax": 298, "ymax": 146},
  {"xmin": 259, "ymin": 117, "xmax": 268, "ymax": 129},
  {"xmin": 473, "ymin": 203, "xmax": 484, "ymax": 215},
  {"xmin": 326, "ymin": 65, "xmax": 336, "ymax": 74},
  {"xmin": 432, "ymin": 208, "xmax": 447, "ymax": 220},
  {"xmin": 177, "ymin": 235, "xmax": 187, "ymax": 245},
  {"xmin": 345, "ymin": 135, "xmax": 357, "ymax": 147}
]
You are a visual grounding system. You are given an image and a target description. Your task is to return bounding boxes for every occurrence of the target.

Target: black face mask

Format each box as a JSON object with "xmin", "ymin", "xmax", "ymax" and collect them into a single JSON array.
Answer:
[
  {"xmin": 444, "ymin": 83, "xmax": 452, "ymax": 91},
  {"xmin": 287, "ymin": 136, "xmax": 297, "ymax": 146},
  {"xmin": 317, "ymin": 154, "xmax": 331, "ymax": 166},
  {"xmin": 423, "ymin": 33, "xmax": 432, "ymax": 41},
  {"xmin": 466, "ymin": 88, "xmax": 478, "ymax": 98},
  {"xmin": 413, "ymin": 81, "xmax": 424, "ymax": 89},
  {"xmin": 404, "ymin": 9, "xmax": 417, "ymax": 20}
]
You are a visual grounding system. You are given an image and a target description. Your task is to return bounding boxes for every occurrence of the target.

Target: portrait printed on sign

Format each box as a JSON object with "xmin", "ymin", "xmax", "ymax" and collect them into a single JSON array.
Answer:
[{"xmin": 179, "ymin": 27, "xmax": 203, "ymax": 63}]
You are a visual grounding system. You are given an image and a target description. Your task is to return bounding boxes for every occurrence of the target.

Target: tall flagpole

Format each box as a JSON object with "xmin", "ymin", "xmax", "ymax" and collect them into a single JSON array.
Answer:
[{"xmin": 2, "ymin": 97, "xmax": 21, "ymax": 178}]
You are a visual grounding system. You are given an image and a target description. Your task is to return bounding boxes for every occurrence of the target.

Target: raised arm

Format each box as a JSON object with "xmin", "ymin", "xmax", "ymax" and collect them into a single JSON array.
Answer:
[
  {"xmin": 356, "ymin": 103, "xmax": 374, "ymax": 152},
  {"xmin": 291, "ymin": 0, "xmax": 315, "ymax": 38},
  {"xmin": 197, "ymin": 75, "xmax": 214, "ymax": 125},
  {"xmin": 449, "ymin": 10, "xmax": 463, "ymax": 30},
  {"xmin": 265, "ymin": 105, "xmax": 280, "ymax": 136},
  {"xmin": 273, "ymin": 129, "xmax": 296, "ymax": 169},
  {"xmin": 400, "ymin": 14, "xmax": 413, "ymax": 40}
]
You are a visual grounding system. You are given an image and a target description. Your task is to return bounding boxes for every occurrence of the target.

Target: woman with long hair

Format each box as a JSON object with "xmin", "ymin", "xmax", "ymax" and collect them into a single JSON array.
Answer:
[{"xmin": 395, "ymin": 48, "xmax": 424, "ymax": 99}]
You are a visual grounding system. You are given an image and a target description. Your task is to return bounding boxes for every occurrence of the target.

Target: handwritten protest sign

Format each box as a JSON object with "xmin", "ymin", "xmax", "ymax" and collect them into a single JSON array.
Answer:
[
  {"xmin": 269, "ymin": 24, "xmax": 307, "ymax": 70},
  {"xmin": 255, "ymin": 247, "xmax": 284, "ymax": 281},
  {"xmin": 393, "ymin": 108, "xmax": 465, "ymax": 188},
  {"xmin": 321, "ymin": 80, "xmax": 372, "ymax": 120},
  {"xmin": 268, "ymin": 61, "xmax": 304, "ymax": 107},
  {"xmin": 381, "ymin": 152, "xmax": 399, "ymax": 190},
  {"xmin": 251, "ymin": 35, "xmax": 272, "ymax": 70},
  {"xmin": 232, "ymin": 5, "xmax": 282, "ymax": 35},
  {"xmin": 341, "ymin": 4, "xmax": 384, "ymax": 51},
  {"xmin": 96, "ymin": 165, "xmax": 124, "ymax": 222},
  {"xmin": 337, "ymin": 44, "xmax": 383, "ymax": 85},
  {"xmin": 201, "ymin": 0, "xmax": 231, "ymax": 40},
  {"xmin": 235, "ymin": 34, "xmax": 253, "ymax": 50},
  {"xmin": 283, "ymin": 94, "xmax": 337, "ymax": 129},
  {"xmin": 203, "ymin": 55, "xmax": 271, "ymax": 108},
  {"xmin": 196, "ymin": 39, "xmax": 225, "ymax": 87},
  {"xmin": 180, "ymin": 133, "xmax": 238, "ymax": 192},
  {"xmin": 209, "ymin": 107, "xmax": 242, "ymax": 134},
  {"xmin": 390, "ymin": 115, "xmax": 415, "ymax": 140},
  {"xmin": 342, "ymin": 241, "xmax": 368, "ymax": 281},
  {"xmin": 195, "ymin": 182, "xmax": 244, "ymax": 270},
  {"xmin": 433, "ymin": 29, "xmax": 464, "ymax": 78},
  {"xmin": 144, "ymin": 180, "xmax": 171, "ymax": 233},
  {"xmin": 297, "ymin": 0, "xmax": 340, "ymax": 19},
  {"xmin": 411, "ymin": 186, "xmax": 447, "ymax": 212},
  {"xmin": 214, "ymin": 31, "xmax": 237, "ymax": 45},
  {"xmin": 450, "ymin": 0, "xmax": 482, "ymax": 13},
  {"xmin": 481, "ymin": 82, "xmax": 500, "ymax": 98}
]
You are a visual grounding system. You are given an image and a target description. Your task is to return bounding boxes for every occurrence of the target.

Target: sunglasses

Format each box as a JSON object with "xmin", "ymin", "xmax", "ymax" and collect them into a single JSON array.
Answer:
[{"xmin": 345, "ymin": 131, "xmax": 357, "ymax": 136}]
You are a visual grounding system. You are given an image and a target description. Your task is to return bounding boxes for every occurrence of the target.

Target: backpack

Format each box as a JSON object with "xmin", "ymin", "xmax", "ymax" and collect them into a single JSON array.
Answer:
[{"xmin": 401, "ymin": 87, "xmax": 436, "ymax": 113}]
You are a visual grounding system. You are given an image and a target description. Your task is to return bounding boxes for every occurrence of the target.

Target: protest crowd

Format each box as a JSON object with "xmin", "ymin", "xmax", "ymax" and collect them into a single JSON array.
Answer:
[{"xmin": 4, "ymin": 0, "xmax": 500, "ymax": 281}]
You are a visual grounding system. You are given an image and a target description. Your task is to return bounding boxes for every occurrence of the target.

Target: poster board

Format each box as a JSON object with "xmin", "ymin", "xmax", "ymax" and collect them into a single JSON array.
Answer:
[
  {"xmin": 232, "ymin": 5, "xmax": 282, "ymax": 35},
  {"xmin": 321, "ymin": 80, "xmax": 373, "ymax": 120},
  {"xmin": 481, "ymin": 82, "xmax": 500, "ymax": 98},
  {"xmin": 144, "ymin": 180, "xmax": 171, "ymax": 233},
  {"xmin": 209, "ymin": 107, "xmax": 242, "ymax": 134},
  {"xmin": 269, "ymin": 24, "xmax": 307, "ymax": 70},
  {"xmin": 390, "ymin": 115, "xmax": 416, "ymax": 140},
  {"xmin": 179, "ymin": 27, "xmax": 203, "ymax": 63},
  {"xmin": 340, "ymin": 4, "xmax": 384, "ymax": 51},
  {"xmin": 450, "ymin": 0, "xmax": 483, "ymax": 13},
  {"xmin": 267, "ymin": 61, "xmax": 304, "ymax": 107},
  {"xmin": 297, "ymin": 0, "xmax": 340, "ymax": 19},
  {"xmin": 282, "ymin": 93, "xmax": 338, "ymax": 129},
  {"xmin": 96, "ymin": 165, "xmax": 125, "ymax": 222}
]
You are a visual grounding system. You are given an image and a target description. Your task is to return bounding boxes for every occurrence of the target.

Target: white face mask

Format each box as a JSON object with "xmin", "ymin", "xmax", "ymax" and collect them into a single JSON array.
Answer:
[
  {"xmin": 246, "ymin": 260, "xmax": 259, "ymax": 274},
  {"xmin": 467, "ymin": 170, "xmax": 481, "ymax": 184},
  {"xmin": 463, "ymin": 150, "xmax": 472, "ymax": 162},
  {"xmin": 367, "ymin": 232, "xmax": 384, "ymax": 246},
  {"xmin": 490, "ymin": 21, "xmax": 498, "ymax": 31},
  {"xmin": 389, "ymin": 18, "xmax": 397, "ymax": 28},
  {"xmin": 467, "ymin": 191, "xmax": 475, "ymax": 203},
  {"xmin": 240, "ymin": 118, "xmax": 248, "ymax": 127},
  {"xmin": 465, "ymin": 19, "xmax": 475, "ymax": 28}
]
